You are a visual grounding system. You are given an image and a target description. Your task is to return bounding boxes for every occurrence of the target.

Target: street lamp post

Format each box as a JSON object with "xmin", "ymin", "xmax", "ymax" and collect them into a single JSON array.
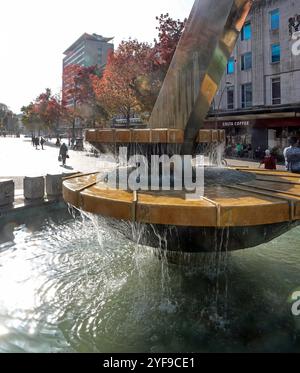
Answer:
[
  {"xmin": 211, "ymin": 82, "xmax": 232, "ymax": 165},
  {"xmin": 72, "ymin": 101, "xmax": 76, "ymax": 145},
  {"xmin": 214, "ymin": 81, "xmax": 232, "ymax": 128},
  {"xmin": 72, "ymin": 81, "xmax": 78, "ymax": 148}
]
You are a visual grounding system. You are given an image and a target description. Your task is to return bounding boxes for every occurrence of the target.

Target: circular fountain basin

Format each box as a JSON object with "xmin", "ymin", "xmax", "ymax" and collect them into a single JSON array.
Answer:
[
  {"xmin": 63, "ymin": 168, "xmax": 300, "ymax": 252},
  {"xmin": 85, "ymin": 128, "xmax": 225, "ymax": 145}
]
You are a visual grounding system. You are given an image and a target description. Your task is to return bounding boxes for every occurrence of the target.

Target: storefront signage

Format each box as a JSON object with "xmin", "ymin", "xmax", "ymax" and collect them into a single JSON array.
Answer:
[{"xmin": 222, "ymin": 121, "xmax": 250, "ymax": 127}]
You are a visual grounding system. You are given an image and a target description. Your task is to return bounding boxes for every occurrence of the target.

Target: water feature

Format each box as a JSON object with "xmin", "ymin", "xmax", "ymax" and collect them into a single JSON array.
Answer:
[{"xmin": 0, "ymin": 208, "xmax": 299, "ymax": 353}]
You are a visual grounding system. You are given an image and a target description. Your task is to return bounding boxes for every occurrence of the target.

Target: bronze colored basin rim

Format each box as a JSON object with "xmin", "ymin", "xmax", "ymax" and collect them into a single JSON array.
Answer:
[
  {"xmin": 63, "ymin": 169, "xmax": 300, "ymax": 228},
  {"xmin": 85, "ymin": 129, "xmax": 226, "ymax": 144}
]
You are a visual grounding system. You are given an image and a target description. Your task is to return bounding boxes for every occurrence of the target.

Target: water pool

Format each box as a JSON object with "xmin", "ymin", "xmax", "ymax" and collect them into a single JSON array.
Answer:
[{"xmin": 0, "ymin": 208, "xmax": 299, "ymax": 352}]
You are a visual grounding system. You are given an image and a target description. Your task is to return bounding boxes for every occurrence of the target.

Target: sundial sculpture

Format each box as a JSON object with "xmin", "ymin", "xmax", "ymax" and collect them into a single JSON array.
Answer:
[{"xmin": 63, "ymin": 0, "xmax": 300, "ymax": 253}]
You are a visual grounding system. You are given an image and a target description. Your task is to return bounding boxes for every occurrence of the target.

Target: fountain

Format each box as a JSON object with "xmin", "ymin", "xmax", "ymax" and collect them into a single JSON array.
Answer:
[{"xmin": 63, "ymin": 0, "xmax": 300, "ymax": 253}]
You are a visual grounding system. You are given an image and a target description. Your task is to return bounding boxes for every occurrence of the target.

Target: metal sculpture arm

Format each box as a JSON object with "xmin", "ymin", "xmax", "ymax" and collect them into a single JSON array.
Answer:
[{"xmin": 149, "ymin": 0, "xmax": 254, "ymax": 155}]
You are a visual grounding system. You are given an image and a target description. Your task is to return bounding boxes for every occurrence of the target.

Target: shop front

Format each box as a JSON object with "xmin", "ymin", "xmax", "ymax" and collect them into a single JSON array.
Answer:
[
  {"xmin": 204, "ymin": 116, "xmax": 300, "ymax": 159},
  {"xmin": 204, "ymin": 119, "xmax": 258, "ymax": 158}
]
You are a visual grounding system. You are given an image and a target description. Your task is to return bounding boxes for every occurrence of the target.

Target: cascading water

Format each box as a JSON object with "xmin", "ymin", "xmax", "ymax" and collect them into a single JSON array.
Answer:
[
  {"xmin": 85, "ymin": 140, "xmax": 233, "ymax": 313},
  {"xmin": 77, "ymin": 205, "xmax": 232, "ymax": 328}
]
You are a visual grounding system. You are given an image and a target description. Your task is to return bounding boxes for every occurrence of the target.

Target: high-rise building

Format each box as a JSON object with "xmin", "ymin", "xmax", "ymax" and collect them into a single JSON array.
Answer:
[
  {"xmin": 62, "ymin": 33, "xmax": 114, "ymax": 106},
  {"xmin": 205, "ymin": 0, "xmax": 300, "ymax": 155}
]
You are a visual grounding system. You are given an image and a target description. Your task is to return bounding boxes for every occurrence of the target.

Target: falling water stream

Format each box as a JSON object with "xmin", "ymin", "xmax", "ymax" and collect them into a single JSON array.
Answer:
[{"xmin": 0, "ymin": 207, "xmax": 300, "ymax": 353}]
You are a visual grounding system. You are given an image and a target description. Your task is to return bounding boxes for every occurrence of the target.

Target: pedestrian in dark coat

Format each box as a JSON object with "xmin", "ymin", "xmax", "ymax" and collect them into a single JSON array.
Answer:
[
  {"xmin": 40, "ymin": 137, "xmax": 46, "ymax": 150},
  {"xmin": 59, "ymin": 143, "xmax": 68, "ymax": 166},
  {"xmin": 35, "ymin": 137, "xmax": 40, "ymax": 150}
]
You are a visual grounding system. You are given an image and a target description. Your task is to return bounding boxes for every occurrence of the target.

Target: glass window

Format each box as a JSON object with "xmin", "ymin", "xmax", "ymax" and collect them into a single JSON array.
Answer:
[
  {"xmin": 272, "ymin": 78, "xmax": 281, "ymax": 105},
  {"xmin": 227, "ymin": 86, "xmax": 234, "ymax": 109},
  {"xmin": 241, "ymin": 83, "xmax": 252, "ymax": 108},
  {"xmin": 271, "ymin": 44, "xmax": 281, "ymax": 63},
  {"xmin": 241, "ymin": 22, "xmax": 252, "ymax": 41},
  {"xmin": 227, "ymin": 58, "xmax": 235, "ymax": 74},
  {"xmin": 98, "ymin": 48, "xmax": 103, "ymax": 64},
  {"xmin": 241, "ymin": 52, "xmax": 252, "ymax": 70},
  {"xmin": 270, "ymin": 9, "xmax": 280, "ymax": 30}
]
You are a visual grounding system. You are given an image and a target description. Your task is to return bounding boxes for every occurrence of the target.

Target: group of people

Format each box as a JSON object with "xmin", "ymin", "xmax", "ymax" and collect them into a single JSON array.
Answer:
[
  {"xmin": 31, "ymin": 136, "xmax": 46, "ymax": 150},
  {"xmin": 259, "ymin": 137, "xmax": 300, "ymax": 173},
  {"xmin": 225, "ymin": 143, "xmax": 252, "ymax": 158},
  {"xmin": 30, "ymin": 134, "xmax": 69, "ymax": 167}
]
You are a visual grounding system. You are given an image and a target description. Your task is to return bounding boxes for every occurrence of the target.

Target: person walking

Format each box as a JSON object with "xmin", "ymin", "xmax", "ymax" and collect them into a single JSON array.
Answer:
[
  {"xmin": 286, "ymin": 137, "xmax": 300, "ymax": 174},
  {"xmin": 259, "ymin": 149, "xmax": 277, "ymax": 170},
  {"xmin": 236, "ymin": 143, "xmax": 243, "ymax": 157},
  {"xmin": 35, "ymin": 137, "xmax": 40, "ymax": 150},
  {"xmin": 40, "ymin": 137, "xmax": 46, "ymax": 150},
  {"xmin": 284, "ymin": 137, "xmax": 297, "ymax": 171},
  {"xmin": 59, "ymin": 143, "xmax": 69, "ymax": 167}
]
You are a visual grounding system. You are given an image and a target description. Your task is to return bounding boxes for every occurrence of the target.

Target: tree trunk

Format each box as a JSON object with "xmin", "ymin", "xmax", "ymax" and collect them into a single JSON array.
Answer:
[{"xmin": 126, "ymin": 110, "xmax": 131, "ymax": 128}]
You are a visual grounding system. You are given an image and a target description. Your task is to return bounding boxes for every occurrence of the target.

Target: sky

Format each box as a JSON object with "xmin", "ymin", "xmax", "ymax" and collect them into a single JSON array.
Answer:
[{"xmin": 0, "ymin": 0, "xmax": 194, "ymax": 113}]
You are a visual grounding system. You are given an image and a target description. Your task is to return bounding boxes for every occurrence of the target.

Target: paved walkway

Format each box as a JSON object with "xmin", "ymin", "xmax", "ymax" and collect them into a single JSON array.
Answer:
[{"xmin": 0, "ymin": 137, "xmax": 104, "ymax": 188}]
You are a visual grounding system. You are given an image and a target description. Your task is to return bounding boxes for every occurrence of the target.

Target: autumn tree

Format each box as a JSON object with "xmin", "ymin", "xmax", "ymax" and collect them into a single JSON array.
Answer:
[
  {"xmin": 34, "ymin": 88, "xmax": 65, "ymax": 134},
  {"xmin": 0, "ymin": 104, "xmax": 8, "ymax": 130},
  {"xmin": 0, "ymin": 103, "xmax": 18, "ymax": 134},
  {"xmin": 21, "ymin": 103, "xmax": 41, "ymax": 134},
  {"xmin": 154, "ymin": 13, "xmax": 186, "ymax": 74},
  {"xmin": 22, "ymin": 89, "xmax": 66, "ymax": 135},
  {"xmin": 91, "ymin": 14, "xmax": 186, "ymax": 125},
  {"xmin": 93, "ymin": 40, "xmax": 153, "ymax": 127},
  {"xmin": 127, "ymin": 14, "xmax": 186, "ymax": 114},
  {"xmin": 66, "ymin": 65, "xmax": 108, "ymax": 128}
]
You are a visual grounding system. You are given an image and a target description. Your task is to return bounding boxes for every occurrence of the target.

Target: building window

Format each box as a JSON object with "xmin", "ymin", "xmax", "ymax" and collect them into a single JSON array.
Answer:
[
  {"xmin": 241, "ymin": 52, "xmax": 252, "ymax": 70},
  {"xmin": 272, "ymin": 78, "xmax": 281, "ymax": 105},
  {"xmin": 271, "ymin": 44, "xmax": 281, "ymax": 63},
  {"xmin": 227, "ymin": 58, "xmax": 235, "ymax": 74},
  {"xmin": 227, "ymin": 86, "xmax": 234, "ymax": 109},
  {"xmin": 270, "ymin": 9, "xmax": 280, "ymax": 31},
  {"xmin": 98, "ymin": 48, "xmax": 103, "ymax": 64},
  {"xmin": 241, "ymin": 83, "xmax": 252, "ymax": 108},
  {"xmin": 241, "ymin": 22, "xmax": 252, "ymax": 41}
]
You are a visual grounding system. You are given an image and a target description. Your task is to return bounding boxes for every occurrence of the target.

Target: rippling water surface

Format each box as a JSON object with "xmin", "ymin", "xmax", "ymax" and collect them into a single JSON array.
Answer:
[{"xmin": 0, "ymin": 209, "xmax": 299, "ymax": 353}]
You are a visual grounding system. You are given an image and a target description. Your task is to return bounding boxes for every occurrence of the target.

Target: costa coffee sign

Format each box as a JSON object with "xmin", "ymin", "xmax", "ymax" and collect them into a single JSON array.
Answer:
[{"xmin": 222, "ymin": 121, "xmax": 250, "ymax": 127}]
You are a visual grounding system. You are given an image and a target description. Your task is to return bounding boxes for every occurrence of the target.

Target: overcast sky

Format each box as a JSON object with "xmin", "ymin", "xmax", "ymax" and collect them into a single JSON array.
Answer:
[{"xmin": 0, "ymin": 0, "xmax": 194, "ymax": 113}]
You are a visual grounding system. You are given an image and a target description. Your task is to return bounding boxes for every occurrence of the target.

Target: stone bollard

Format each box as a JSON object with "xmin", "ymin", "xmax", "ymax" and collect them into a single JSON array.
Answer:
[
  {"xmin": 24, "ymin": 176, "xmax": 45, "ymax": 201},
  {"xmin": 0, "ymin": 179, "xmax": 15, "ymax": 207},
  {"xmin": 46, "ymin": 174, "xmax": 63, "ymax": 199}
]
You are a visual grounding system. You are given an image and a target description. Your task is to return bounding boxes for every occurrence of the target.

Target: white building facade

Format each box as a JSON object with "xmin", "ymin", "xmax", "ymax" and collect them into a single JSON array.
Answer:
[{"xmin": 206, "ymin": 0, "xmax": 300, "ymax": 156}]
